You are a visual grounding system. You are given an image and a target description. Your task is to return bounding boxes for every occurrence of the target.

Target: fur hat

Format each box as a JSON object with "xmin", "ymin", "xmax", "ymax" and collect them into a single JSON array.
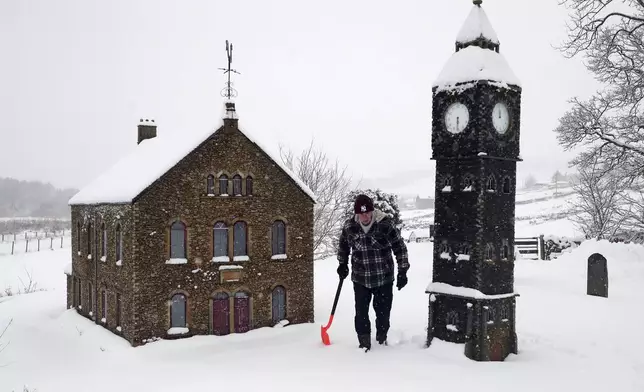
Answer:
[{"xmin": 354, "ymin": 194, "xmax": 374, "ymax": 214}]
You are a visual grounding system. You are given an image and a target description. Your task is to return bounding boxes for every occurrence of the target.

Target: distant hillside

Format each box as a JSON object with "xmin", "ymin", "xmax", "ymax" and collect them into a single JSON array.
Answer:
[{"xmin": 0, "ymin": 177, "xmax": 77, "ymax": 218}]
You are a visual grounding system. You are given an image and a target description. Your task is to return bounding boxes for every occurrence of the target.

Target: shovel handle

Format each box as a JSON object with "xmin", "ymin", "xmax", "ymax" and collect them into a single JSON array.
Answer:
[{"xmin": 330, "ymin": 277, "xmax": 344, "ymax": 316}]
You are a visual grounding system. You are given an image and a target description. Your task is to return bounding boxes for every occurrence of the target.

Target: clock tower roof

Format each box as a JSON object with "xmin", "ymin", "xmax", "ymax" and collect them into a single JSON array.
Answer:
[
  {"xmin": 456, "ymin": 0, "xmax": 499, "ymax": 47},
  {"xmin": 432, "ymin": 0, "xmax": 521, "ymax": 92}
]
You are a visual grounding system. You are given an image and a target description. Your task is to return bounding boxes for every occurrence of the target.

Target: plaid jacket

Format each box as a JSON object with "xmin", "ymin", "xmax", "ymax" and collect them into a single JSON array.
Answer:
[{"xmin": 337, "ymin": 210, "xmax": 409, "ymax": 288}]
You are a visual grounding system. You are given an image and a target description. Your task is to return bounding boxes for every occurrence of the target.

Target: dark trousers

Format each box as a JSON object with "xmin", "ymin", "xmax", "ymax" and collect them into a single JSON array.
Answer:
[{"xmin": 353, "ymin": 282, "xmax": 393, "ymax": 338}]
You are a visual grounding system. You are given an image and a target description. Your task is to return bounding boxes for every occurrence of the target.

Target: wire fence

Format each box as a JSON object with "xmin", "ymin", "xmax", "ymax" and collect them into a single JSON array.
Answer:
[{"xmin": 0, "ymin": 230, "xmax": 71, "ymax": 256}]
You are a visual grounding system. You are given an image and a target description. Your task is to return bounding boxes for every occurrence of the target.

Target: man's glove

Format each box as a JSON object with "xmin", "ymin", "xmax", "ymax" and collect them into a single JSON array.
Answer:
[
  {"xmin": 337, "ymin": 263, "xmax": 349, "ymax": 280},
  {"xmin": 396, "ymin": 271, "xmax": 408, "ymax": 290}
]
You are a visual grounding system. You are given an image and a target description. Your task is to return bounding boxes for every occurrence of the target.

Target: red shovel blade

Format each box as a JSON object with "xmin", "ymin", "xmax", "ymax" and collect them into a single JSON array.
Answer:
[{"xmin": 321, "ymin": 314, "xmax": 334, "ymax": 345}]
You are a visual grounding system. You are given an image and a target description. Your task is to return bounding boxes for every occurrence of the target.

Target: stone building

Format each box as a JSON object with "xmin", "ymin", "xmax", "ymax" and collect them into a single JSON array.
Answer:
[
  {"xmin": 65, "ymin": 102, "xmax": 316, "ymax": 346},
  {"xmin": 425, "ymin": 0, "xmax": 521, "ymax": 361}
]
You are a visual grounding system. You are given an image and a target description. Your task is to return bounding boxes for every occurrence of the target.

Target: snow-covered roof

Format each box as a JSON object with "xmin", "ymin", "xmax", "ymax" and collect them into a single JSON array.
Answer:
[
  {"xmin": 432, "ymin": 46, "xmax": 520, "ymax": 90},
  {"xmin": 456, "ymin": 3, "xmax": 499, "ymax": 44},
  {"xmin": 68, "ymin": 104, "xmax": 316, "ymax": 205}
]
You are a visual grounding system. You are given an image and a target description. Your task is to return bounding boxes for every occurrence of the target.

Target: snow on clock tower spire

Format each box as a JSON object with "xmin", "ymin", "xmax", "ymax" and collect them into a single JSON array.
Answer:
[{"xmin": 425, "ymin": 0, "xmax": 522, "ymax": 362}]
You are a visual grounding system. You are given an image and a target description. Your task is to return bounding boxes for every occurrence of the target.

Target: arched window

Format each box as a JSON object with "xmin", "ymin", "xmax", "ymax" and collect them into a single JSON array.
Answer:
[
  {"xmin": 461, "ymin": 245, "xmax": 470, "ymax": 255},
  {"xmin": 86, "ymin": 223, "xmax": 92, "ymax": 256},
  {"xmin": 170, "ymin": 293, "xmax": 187, "ymax": 328},
  {"xmin": 219, "ymin": 174, "xmax": 228, "ymax": 195},
  {"xmin": 502, "ymin": 244, "xmax": 509, "ymax": 259},
  {"xmin": 76, "ymin": 221, "xmax": 81, "ymax": 251},
  {"xmin": 503, "ymin": 177, "xmax": 511, "ymax": 194},
  {"xmin": 213, "ymin": 222, "xmax": 228, "ymax": 259},
  {"xmin": 170, "ymin": 221, "xmax": 187, "ymax": 259},
  {"xmin": 272, "ymin": 286, "xmax": 286, "ymax": 324},
  {"xmin": 206, "ymin": 175, "xmax": 215, "ymax": 195},
  {"xmin": 101, "ymin": 223, "xmax": 107, "ymax": 258},
  {"xmin": 115, "ymin": 224, "xmax": 123, "ymax": 262},
  {"xmin": 246, "ymin": 176, "xmax": 253, "ymax": 196},
  {"xmin": 233, "ymin": 221, "xmax": 247, "ymax": 258},
  {"xmin": 486, "ymin": 244, "xmax": 494, "ymax": 259},
  {"xmin": 487, "ymin": 176, "xmax": 496, "ymax": 191},
  {"xmin": 443, "ymin": 176, "xmax": 452, "ymax": 188},
  {"xmin": 232, "ymin": 174, "xmax": 242, "ymax": 196},
  {"xmin": 272, "ymin": 220, "xmax": 286, "ymax": 255},
  {"xmin": 463, "ymin": 175, "xmax": 473, "ymax": 189}
]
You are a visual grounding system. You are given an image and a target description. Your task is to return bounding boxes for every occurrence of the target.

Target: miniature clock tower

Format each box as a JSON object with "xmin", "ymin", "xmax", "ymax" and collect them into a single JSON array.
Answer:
[{"xmin": 425, "ymin": 0, "xmax": 521, "ymax": 361}]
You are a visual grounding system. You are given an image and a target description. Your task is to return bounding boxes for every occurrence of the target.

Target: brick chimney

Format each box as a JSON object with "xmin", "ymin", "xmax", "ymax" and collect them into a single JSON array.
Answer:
[{"xmin": 137, "ymin": 118, "xmax": 157, "ymax": 144}]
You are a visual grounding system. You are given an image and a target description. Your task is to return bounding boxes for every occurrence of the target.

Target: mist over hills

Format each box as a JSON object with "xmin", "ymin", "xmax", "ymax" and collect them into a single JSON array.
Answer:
[{"xmin": 0, "ymin": 177, "xmax": 77, "ymax": 218}]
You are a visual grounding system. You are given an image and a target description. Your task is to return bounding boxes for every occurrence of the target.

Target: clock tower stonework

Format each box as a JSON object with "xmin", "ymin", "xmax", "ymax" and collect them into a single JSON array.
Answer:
[{"xmin": 425, "ymin": 0, "xmax": 521, "ymax": 362}]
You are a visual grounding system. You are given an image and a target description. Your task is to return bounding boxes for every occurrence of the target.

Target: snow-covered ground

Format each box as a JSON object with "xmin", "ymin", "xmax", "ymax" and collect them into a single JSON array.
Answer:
[{"xmin": 1, "ymin": 237, "xmax": 643, "ymax": 391}]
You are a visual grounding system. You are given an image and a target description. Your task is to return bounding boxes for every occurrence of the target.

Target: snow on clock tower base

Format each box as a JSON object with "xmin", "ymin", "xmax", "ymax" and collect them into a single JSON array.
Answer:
[{"xmin": 424, "ymin": 0, "xmax": 522, "ymax": 362}]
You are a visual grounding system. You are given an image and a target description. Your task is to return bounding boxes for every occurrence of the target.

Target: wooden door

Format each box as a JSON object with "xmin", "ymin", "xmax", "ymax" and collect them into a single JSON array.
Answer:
[
  {"xmin": 212, "ymin": 292, "xmax": 230, "ymax": 335},
  {"xmin": 234, "ymin": 292, "xmax": 250, "ymax": 333}
]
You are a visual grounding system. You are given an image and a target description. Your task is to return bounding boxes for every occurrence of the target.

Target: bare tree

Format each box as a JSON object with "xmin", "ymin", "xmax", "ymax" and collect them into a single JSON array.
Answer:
[
  {"xmin": 569, "ymin": 159, "xmax": 630, "ymax": 239},
  {"xmin": 555, "ymin": 0, "xmax": 644, "ymax": 184},
  {"xmin": 523, "ymin": 174, "xmax": 538, "ymax": 189},
  {"xmin": 279, "ymin": 139, "xmax": 355, "ymax": 259}
]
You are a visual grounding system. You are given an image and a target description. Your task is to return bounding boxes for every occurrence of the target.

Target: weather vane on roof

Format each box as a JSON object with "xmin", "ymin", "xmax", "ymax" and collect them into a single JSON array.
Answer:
[{"xmin": 218, "ymin": 40, "xmax": 240, "ymax": 100}]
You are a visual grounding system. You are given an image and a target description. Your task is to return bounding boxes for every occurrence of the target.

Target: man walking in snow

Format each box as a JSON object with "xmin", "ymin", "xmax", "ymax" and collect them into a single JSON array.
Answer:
[{"xmin": 336, "ymin": 194, "xmax": 409, "ymax": 351}]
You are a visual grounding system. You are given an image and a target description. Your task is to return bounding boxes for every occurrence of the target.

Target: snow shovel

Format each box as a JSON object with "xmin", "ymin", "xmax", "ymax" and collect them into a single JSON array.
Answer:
[{"xmin": 321, "ymin": 278, "xmax": 344, "ymax": 345}]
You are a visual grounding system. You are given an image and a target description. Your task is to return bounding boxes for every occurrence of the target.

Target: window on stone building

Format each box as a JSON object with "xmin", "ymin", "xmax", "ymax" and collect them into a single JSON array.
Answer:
[
  {"xmin": 272, "ymin": 286, "xmax": 287, "ymax": 324},
  {"xmin": 461, "ymin": 245, "xmax": 470, "ymax": 255},
  {"xmin": 213, "ymin": 222, "xmax": 228, "ymax": 258},
  {"xmin": 463, "ymin": 175, "xmax": 473, "ymax": 189},
  {"xmin": 233, "ymin": 175, "xmax": 242, "ymax": 196},
  {"xmin": 502, "ymin": 245, "xmax": 509, "ymax": 260},
  {"xmin": 115, "ymin": 224, "xmax": 123, "ymax": 262},
  {"xmin": 101, "ymin": 290, "xmax": 107, "ymax": 321},
  {"xmin": 446, "ymin": 310, "xmax": 459, "ymax": 325},
  {"xmin": 206, "ymin": 175, "xmax": 215, "ymax": 195},
  {"xmin": 500, "ymin": 305, "xmax": 509, "ymax": 321},
  {"xmin": 487, "ymin": 307, "xmax": 496, "ymax": 322},
  {"xmin": 76, "ymin": 278, "xmax": 81, "ymax": 308},
  {"xmin": 440, "ymin": 243, "xmax": 450, "ymax": 254},
  {"xmin": 219, "ymin": 174, "xmax": 228, "ymax": 195},
  {"xmin": 116, "ymin": 293, "xmax": 122, "ymax": 327},
  {"xmin": 246, "ymin": 176, "xmax": 253, "ymax": 196},
  {"xmin": 76, "ymin": 222, "xmax": 81, "ymax": 253},
  {"xmin": 233, "ymin": 221, "xmax": 247, "ymax": 258},
  {"xmin": 101, "ymin": 223, "xmax": 107, "ymax": 258},
  {"xmin": 272, "ymin": 220, "xmax": 286, "ymax": 256},
  {"xmin": 86, "ymin": 223, "xmax": 92, "ymax": 257},
  {"xmin": 486, "ymin": 243, "xmax": 494, "ymax": 260},
  {"xmin": 170, "ymin": 221, "xmax": 187, "ymax": 259},
  {"xmin": 443, "ymin": 176, "xmax": 452, "ymax": 188},
  {"xmin": 503, "ymin": 177, "xmax": 511, "ymax": 194},
  {"xmin": 170, "ymin": 293, "xmax": 187, "ymax": 328},
  {"xmin": 88, "ymin": 282, "xmax": 93, "ymax": 314},
  {"xmin": 487, "ymin": 176, "xmax": 496, "ymax": 191}
]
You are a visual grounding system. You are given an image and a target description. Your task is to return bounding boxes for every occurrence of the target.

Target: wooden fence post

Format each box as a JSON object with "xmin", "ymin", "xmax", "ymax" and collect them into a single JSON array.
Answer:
[
  {"xmin": 25, "ymin": 239, "xmax": 28, "ymax": 253},
  {"xmin": 11, "ymin": 241, "xmax": 14, "ymax": 255},
  {"xmin": 50, "ymin": 237, "xmax": 54, "ymax": 250},
  {"xmin": 60, "ymin": 236, "xmax": 64, "ymax": 248},
  {"xmin": 37, "ymin": 238, "xmax": 41, "ymax": 251}
]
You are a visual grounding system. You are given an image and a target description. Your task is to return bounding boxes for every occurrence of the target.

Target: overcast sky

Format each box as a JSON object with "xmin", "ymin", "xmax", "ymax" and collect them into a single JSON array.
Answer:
[{"xmin": 0, "ymin": 0, "xmax": 599, "ymax": 195}]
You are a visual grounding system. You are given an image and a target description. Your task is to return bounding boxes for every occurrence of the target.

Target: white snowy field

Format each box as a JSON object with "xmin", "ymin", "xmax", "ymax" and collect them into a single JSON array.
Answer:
[
  {"xmin": 401, "ymin": 183, "xmax": 582, "ymax": 238},
  {"xmin": 1, "ymin": 238, "xmax": 643, "ymax": 391}
]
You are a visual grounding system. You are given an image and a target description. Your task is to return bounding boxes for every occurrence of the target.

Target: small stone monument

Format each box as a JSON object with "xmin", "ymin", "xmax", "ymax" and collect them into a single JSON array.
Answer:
[{"xmin": 587, "ymin": 253, "xmax": 608, "ymax": 298}]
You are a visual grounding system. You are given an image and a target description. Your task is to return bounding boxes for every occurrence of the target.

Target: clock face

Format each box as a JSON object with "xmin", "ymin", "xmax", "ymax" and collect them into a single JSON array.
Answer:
[
  {"xmin": 492, "ymin": 102, "xmax": 510, "ymax": 134},
  {"xmin": 444, "ymin": 102, "xmax": 469, "ymax": 134}
]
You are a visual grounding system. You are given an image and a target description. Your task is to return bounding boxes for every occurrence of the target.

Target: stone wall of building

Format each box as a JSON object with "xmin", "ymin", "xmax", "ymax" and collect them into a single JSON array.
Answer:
[
  {"xmin": 130, "ymin": 118, "xmax": 315, "ymax": 343},
  {"xmin": 69, "ymin": 203, "xmax": 136, "ymax": 345}
]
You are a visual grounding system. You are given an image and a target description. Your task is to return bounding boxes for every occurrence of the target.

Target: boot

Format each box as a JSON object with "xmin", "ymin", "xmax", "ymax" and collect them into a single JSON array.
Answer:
[
  {"xmin": 357, "ymin": 334, "xmax": 371, "ymax": 351},
  {"xmin": 376, "ymin": 333, "xmax": 387, "ymax": 346}
]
